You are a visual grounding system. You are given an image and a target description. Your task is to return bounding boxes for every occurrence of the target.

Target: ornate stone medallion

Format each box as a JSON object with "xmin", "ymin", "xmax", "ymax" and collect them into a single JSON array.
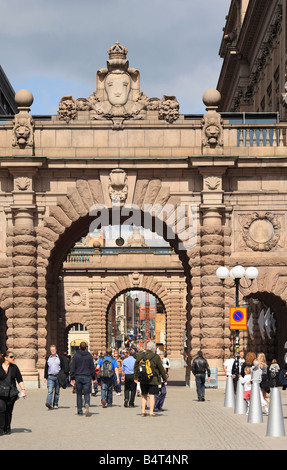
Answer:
[{"xmin": 240, "ymin": 212, "xmax": 281, "ymax": 251}]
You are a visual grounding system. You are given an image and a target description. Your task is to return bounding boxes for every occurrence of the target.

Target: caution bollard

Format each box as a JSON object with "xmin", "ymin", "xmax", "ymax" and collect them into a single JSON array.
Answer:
[
  {"xmin": 248, "ymin": 383, "xmax": 263, "ymax": 423},
  {"xmin": 234, "ymin": 379, "xmax": 247, "ymax": 415},
  {"xmin": 224, "ymin": 375, "xmax": 235, "ymax": 408},
  {"xmin": 266, "ymin": 387, "xmax": 285, "ymax": 437}
]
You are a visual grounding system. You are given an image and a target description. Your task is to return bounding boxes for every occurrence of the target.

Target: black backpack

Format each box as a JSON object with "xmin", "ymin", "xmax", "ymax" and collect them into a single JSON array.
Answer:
[
  {"xmin": 100, "ymin": 358, "xmax": 113, "ymax": 378},
  {"xmin": 137, "ymin": 353, "xmax": 156, "ymax": 382}
]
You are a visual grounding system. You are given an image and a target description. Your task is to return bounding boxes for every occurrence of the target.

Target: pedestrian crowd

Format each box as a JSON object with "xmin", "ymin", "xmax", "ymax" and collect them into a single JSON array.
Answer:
[
  {"xmin": 223, "ymin": 350, "xmax": 287, "ymax": 416},
  {"xmin": 1, "ymin": 340, "xmax": 287, "ymax": 435},
  {"xmin": 43, "ymin": 340, "xmax": 169, "ymax": 419}
]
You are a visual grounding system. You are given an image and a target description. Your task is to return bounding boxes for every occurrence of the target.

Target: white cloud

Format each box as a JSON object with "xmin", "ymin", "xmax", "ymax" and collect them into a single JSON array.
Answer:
[{"xmin": 1, "ymin": 0, "xmax": 229, "ymax": 115}]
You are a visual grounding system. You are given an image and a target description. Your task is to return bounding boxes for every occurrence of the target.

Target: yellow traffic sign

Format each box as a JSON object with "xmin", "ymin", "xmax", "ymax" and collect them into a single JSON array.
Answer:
[{"xmin": 230, "ymin": 307, "xmax": 247, "ymax": 330}]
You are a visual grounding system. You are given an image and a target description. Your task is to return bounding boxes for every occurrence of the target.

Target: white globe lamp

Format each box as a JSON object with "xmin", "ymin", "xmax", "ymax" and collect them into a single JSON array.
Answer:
[
  {"xmin": 245, "ymin": 266, "xmax": 259, "ymax": 280},
  {"xmin": 229, "ymin": 268, "xmax": 235, "ymax": 280},
  {"xmin": 216, "ymin": 266, "xmax": 229, "ymax": 280},
  {"xmin": 232, "ymin": 265, "xmax": 245, "ymax": 279}
]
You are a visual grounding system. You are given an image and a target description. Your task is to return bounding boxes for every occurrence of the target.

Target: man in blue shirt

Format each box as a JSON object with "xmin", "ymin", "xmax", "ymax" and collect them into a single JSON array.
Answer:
[
  {"xmin": 44, "ymin": 345, "xmax": 64, "ymax": 409},
  {"xmin": 121, "ymin": 349, "xmax": 136, "ymax": 407},
  {"xmin": 96, "ymin": 348, "xmax": 119, "ymax": 407}
]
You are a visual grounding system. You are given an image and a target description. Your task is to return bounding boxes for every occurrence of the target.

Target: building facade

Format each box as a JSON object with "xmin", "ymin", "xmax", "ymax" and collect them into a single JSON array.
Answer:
[
  {"xmin": 0, "ymin": 66, "xmax": 17, "ymax": 116},
  {"xmin": 217, "ymin": 0, "xmax": 287, "ymax": 117},
  {"xmin": 0, "ymin": 41, "xmax": 287, "ymax": 387}
]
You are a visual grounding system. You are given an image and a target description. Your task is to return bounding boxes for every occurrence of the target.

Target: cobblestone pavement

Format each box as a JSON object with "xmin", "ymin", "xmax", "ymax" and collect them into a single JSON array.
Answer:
[{"xmin": 1, "ymin": 369, "xmax": 287, "ymax": 452}]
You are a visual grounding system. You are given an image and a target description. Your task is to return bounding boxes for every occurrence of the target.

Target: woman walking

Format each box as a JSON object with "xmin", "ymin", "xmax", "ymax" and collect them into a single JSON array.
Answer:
[{"xmin": 0, "ymin": 351, "xmax": 26, "ymax": 435}]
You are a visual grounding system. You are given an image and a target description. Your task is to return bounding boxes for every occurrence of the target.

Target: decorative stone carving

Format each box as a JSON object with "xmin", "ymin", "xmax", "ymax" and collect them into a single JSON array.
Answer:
[
  {"xmin": 57, "ymin": 41, "xmax": 180, "ymax": 128},
  {"xmin": 205, "ymin": 176, "xmax": 221, "ymax": 190},
  {"xmin": 201, "ymin": 89, "xmax": 223, "ymax": 148},
  {"xmin": 158, "ymin": 95, "xmax": 180, "ymax": 124},
  {"xmin": 131, "ymin": 272, "xmax": 140, "ymax": 287},
  {"xmin": 12, "ymin": 89, "xmax": 34, "ymax": 149},
  {"xmin": 125, "ymin": 226, "xmax": 147, "ymax": 247},
  {"xmin": 108, "ymin": 169, "xmax": 128, "ymax": 206},
  {"xmin": 12, "ymin": 114, "xmax": 34, "ymax": 148},
  {"xmin": 15, "ymin": 177, "xmax": 31, "ymax": 191},
  {"xmin": 57, "ymin": 95, "xmax": 77, "ymax": 123},
  {"xmin": 66, "ymin": 289, "xmax": 87, "ymax": 307},
  {"xmin": 239, "ymin": 212, "xmax": 281, "ymax": 251}
]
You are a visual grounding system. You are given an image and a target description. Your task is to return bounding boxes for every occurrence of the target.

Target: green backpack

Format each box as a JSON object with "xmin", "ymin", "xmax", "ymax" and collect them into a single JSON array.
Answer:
[{"xmin": 101, "ymin": 358, "xmax": 113, "ymax": 378}]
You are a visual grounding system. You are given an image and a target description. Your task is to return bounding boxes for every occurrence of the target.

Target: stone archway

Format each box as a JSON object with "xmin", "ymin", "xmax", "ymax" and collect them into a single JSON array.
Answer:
[
  {"xmin": 2, "ymin": 175, "xmax": 193, "ymax": 382},
  {"xmin": 105, "ymin": 286, "xmax": 167, "ymax": 350},
  {"xmin": 58, "ymin": 265, "xmax": 186, "ymax": 367}
]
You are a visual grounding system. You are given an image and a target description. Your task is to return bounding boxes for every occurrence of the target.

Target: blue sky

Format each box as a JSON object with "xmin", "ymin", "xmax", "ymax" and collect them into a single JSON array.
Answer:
[{"xmin": 1, "ymin": 0, "xmax": 229, "ymax": 115}]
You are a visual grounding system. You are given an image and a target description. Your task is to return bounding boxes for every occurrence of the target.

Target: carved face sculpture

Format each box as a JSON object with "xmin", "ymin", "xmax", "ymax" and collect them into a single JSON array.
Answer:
[
  {"xmin": 15, "ymin": 124, "xmax": 31, "ymax": 145},
  {"xmin": 205, "ymin": 124, "xmax": 220, "ymax": 144},
  {"xmin": 105, "ymin": 72, "xmax": 131, "ymax": 106}
]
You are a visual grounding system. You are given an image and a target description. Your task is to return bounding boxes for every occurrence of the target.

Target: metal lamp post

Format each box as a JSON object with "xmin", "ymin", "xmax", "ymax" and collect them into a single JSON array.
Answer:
[{"xmin": 216, "ymin": 263, "xmax": 259, "ymax": 373}]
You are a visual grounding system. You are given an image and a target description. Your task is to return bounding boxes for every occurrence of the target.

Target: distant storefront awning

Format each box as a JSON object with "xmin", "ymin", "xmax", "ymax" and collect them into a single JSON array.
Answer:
[{"xmin": 70, "ymin": 339, "xmax": 88, "ymax": 347}]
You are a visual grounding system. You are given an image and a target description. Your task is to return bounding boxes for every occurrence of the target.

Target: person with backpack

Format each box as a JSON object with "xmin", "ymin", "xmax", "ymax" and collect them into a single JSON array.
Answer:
[
  {"xmin": 96, "ymin": 348, "xmax": 119, "ymax": 408},
  {"xmin": 134, "ymin": 341, "xmax": 167, "ymax": 417},
  {"xmin": 269, "ymin": 358, "xmax": 280, "ymax": 388}
]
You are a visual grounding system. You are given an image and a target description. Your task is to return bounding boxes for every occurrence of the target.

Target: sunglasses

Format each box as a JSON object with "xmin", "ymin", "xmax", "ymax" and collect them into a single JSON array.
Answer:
[{"xmin": 7, "ymin": 355, "xmax": 14, "ymax": 359}]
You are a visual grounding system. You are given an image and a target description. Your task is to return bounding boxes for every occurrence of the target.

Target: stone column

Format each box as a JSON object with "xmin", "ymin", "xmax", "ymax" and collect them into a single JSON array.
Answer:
[
  {"xmin": 166, "ymin": 284, "xmax": 185, "ymax": 367},
  {"xmin": 90, "ymin": 284, "xmax": 106, "ymax": 353},
  {"xmin": 200, "ymin": 205, "xmax": 225, "ymax": 378},
  {"xmin": 11, "ymin": 207, "xmax": 39, "ymax": 386}
]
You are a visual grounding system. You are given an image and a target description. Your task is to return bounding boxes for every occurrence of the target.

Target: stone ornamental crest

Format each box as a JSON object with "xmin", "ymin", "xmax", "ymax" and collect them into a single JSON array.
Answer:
[
  {"xmin": 108, "ymin": 169, "xmax": 128, "ymax": 206},
  {"xmin": 66, "ymin": 289, "xmax": 87, "ymax": 307},
  {"xmin": 239, "ymin": 212, "xmax": 281, "ymax": 251},
  {"xmin": 57, "ymin": 41, "xmax": 180, "ymax": 127}
]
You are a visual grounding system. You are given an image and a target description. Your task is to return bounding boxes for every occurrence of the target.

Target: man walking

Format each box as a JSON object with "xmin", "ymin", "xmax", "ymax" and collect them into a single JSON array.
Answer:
[
  {"xmin": 96, "ymin": 348, "xmax": 119, "ymax": 407},
  {"xmin": 121, "ymin": 349, "xmax": 136, "ymax": 407},
  {"xmin": 70, "ymin": 342, "xmax": 96, "ymax": 416},
  {"xmin": 134, "ymin": 341, "xmax": 167, "ymax": 417},
  {"xmin": 44, "ymin": 345, "xmax": 65, "ymax": 410},
  {"xmin": 191, "ymin": 350, "xmax": 211, "ymax": 401}
]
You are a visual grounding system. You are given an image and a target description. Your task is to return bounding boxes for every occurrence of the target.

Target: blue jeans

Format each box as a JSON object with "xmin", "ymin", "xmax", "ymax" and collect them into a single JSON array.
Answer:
[
  {"xmin": 114, "ymin": 373, "xmax": 121, "ymax": 393},
  {"xmin": 47, "ymin": 375, "xmax": 60, "ymax": 407},
  {"xmin": 154, "ymin": 384, "xmax": 166, "ymax": 411},
  {"xmin": 101, "ymin": 379, "xmax": 114, "ymax": 406},
  {"xmin": 75, "ymin": 376, "xmax": 91, "ymax": 412}
]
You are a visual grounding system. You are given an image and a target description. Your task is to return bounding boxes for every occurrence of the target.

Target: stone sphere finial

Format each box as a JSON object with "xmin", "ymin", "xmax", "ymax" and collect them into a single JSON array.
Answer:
[
  {"xmin": 14, "ymin": 89, "xmax": 34, "ymax": 108},
  {"xmin": 93, "ymin": 240, "xmax": 101, "ymax": 251},
  {"xmin": 202, "ymin": 89, "xmax": 221, "ymax": 108}
]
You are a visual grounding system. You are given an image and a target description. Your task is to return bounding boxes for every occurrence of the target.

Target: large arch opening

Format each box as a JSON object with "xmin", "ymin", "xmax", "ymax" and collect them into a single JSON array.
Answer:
[
  {"xmin": 239, "ymin": 292, "xmax": 287, "ymax": 367},
  {"xmin": 106, "ymin": 288, "xmax": 166, "ymax": 350},
  {"xmin": 44, "ymin": 204, "xmax": 192, "ymax": 369}
]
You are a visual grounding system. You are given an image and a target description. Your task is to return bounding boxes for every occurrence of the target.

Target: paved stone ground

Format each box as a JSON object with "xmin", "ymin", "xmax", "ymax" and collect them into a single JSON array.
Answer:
[{"xmin": 1, "ymin": 368, "xmax": 287, "ymax": 452}]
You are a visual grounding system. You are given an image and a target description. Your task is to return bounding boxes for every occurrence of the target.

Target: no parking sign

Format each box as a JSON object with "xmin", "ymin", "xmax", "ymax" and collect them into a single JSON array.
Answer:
[{"xmin": 230, "ymin": 307, "xmax": 247, "ymax": 330}]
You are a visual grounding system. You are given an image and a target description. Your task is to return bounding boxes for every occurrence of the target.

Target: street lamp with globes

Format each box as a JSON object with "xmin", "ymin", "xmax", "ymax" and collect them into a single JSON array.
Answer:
[{"xmin": 216, "ymin": 263, "xmax": 259, "ymax": 374}]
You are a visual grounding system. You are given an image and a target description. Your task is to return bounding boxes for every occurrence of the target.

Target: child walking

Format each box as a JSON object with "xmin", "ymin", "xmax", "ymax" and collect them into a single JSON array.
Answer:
[{"xmin": 240, "ymin": 366, "xmax": 252, "ymax": 414}]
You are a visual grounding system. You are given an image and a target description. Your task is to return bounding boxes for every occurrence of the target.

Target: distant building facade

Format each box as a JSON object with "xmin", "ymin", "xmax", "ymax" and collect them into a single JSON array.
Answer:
[
  {"xmin": 217, "ymin": 0, "xmax": 287, "ymax": 118},
  {"xmin": 0, "ymin": 66, "xmax": 17, "ymax": 115}
]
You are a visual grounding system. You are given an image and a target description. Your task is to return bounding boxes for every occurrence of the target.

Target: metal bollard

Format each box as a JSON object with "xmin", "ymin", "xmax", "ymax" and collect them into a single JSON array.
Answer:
[
  {"xmin": 266, "ymin": 387, "xmax": 285, "ymax": 437},
  {"xmin": 224, "ymin": 375, "xmax": 235, "ymax": 408},
  {"xmin": 234, "ymin": 379, "xmax": 247, "ymax": 415},
  {"xmin": 248, "ymin": 383, "xmax": 263, "ymax": 423}
]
